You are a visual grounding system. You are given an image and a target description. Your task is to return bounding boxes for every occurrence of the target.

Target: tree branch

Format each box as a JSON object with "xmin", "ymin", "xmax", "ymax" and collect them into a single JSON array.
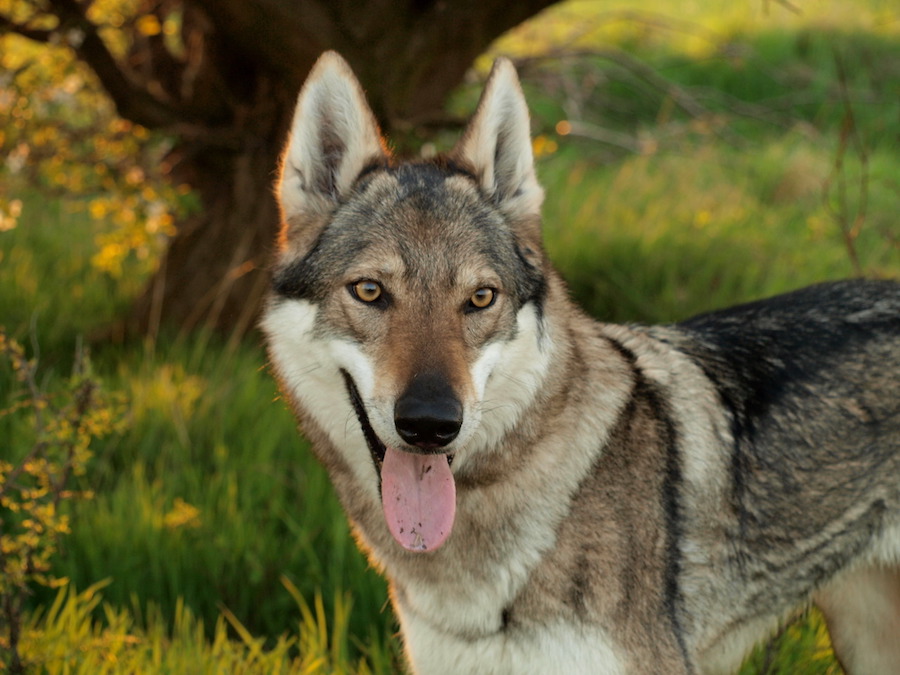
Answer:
[
  {"xmin": 0, "ymin": 13, "xmax": 56, "ymax": 43},
  {"xmin": 31, "ymin": 0, "xmax": 197, "ymax": 128},
  {"xmin": 515, "ymin": 48, "xmax": 711, "ymax": 120}
]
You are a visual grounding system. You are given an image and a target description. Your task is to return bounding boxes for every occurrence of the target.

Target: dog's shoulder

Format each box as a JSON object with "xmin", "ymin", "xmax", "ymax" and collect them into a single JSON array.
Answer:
[
  {"xmin": 662, "ymin": 278, "xmax": 899, "ymax": 461},
  {"xmin": 678, "ymin": 279, "xmax": 899, "ymax": 336},
  {"xmin": 671, "ymin": 279, "xmax": 898, "ymax": 386}
]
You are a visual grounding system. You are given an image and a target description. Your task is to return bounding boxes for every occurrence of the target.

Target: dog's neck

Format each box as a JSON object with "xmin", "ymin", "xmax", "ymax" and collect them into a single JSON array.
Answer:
[{"xmin": 364, "ymin": 311, "xmax": 637, "ymax": 640}]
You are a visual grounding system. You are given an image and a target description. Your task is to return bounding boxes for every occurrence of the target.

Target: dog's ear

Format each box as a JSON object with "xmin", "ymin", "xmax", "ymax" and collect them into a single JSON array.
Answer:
[
  {"xmin": 279, "ymin": 51, "xmax": 387, "ymax": 233},
  {"xmin": 451, "ymin": 58, "xmax": 543, "ymax": 224}
]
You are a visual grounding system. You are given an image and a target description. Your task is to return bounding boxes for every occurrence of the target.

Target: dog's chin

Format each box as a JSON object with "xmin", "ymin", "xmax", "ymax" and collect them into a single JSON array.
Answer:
[{"xmin": 340, "ymin": 370, "xmax": 458, "ymax": 552}]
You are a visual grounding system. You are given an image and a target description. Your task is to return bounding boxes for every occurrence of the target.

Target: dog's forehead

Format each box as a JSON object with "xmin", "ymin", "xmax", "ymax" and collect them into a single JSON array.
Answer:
[
  {"xmin": 340, "ymin": 164, "xmax": 512, "ymax": 264},
  {"xmin": 359, "ymin": 164, "xmax": 493, "ymax": 231}
]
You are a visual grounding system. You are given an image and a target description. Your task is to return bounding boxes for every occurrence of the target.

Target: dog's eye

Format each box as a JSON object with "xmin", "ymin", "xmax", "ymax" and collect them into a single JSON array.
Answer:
[
  {"xmin": 350, "ymin": 280, "xmax": 383, "ymax": 304},
  {"xmin": 468, "ymin": 288, "xmax": 496, "ymax": 311}
]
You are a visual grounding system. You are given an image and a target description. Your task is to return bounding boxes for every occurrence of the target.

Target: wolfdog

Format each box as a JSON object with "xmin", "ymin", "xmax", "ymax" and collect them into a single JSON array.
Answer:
[{"xmin": 261, "ymin": 51, "xmax": 900, "ymax": 674}]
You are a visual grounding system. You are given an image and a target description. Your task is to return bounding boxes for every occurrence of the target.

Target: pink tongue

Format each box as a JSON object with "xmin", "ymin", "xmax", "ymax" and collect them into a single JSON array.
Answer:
[{"xmin": 381, "ymin": 447, "xmax": 456, "ymax": 552}]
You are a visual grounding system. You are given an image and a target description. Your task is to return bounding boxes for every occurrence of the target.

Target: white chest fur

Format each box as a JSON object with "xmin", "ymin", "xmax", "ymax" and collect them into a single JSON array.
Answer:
[{"xmin": 400, "ymin": 612, "xmax": 626, "ymax": 675}]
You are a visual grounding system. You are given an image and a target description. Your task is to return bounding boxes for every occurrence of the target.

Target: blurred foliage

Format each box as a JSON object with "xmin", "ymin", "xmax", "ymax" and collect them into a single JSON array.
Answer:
[
  {"xmin": 739, "ymin": 607, "xmax": 843, "ymax": 675},
  {"xmin": 9, "ymin": 579, "xmax": 396, "ymax": 674},
  {"xmin": 0, "ymin": 1, "xmax": 196, "ymax": 278},
  {"xmin": 0, "ymin": 330, "xmax": 126, "ymax": 672}
]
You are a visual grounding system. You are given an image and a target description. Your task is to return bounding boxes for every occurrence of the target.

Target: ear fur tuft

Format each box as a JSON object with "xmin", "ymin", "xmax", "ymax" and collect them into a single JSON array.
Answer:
[{"xmin": 279, "ymin": 51, "xmax": 387, "ymax": 228}]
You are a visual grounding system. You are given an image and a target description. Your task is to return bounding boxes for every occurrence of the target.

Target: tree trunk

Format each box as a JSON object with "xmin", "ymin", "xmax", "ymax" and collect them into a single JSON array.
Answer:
[{"xmin": 121, "ymin": 75, "xmax": 296, "ymax": 341}]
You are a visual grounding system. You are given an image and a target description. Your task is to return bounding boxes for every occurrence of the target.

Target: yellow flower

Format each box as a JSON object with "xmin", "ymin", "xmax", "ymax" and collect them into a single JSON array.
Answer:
[
  {"xmin": 163, "ymin": 498, "xmax": 202, "ymax": 530},
  {"xmin": 136, "ymin": 14, "xmax": 162, "ymax": 36}
]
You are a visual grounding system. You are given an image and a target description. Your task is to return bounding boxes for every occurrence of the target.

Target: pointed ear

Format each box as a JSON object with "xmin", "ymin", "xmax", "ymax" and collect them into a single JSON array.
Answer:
[
  {"xmin": 450, "ymin": 58, "xmax": 543, "ymax": 222},
  {"xmin": 278, "ymin": 51, "xmax": 387, "ymax": 230}
]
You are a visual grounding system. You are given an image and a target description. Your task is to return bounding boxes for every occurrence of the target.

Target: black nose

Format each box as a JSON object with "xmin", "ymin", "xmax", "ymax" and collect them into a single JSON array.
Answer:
[{"xmin": 394, "ymin": 372, "xmax": 462, "ymax": 449}]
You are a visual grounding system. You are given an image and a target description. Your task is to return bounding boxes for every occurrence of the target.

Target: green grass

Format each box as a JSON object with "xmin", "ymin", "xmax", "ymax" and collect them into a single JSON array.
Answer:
[
  {"xmin": 0, "ymin": 198, "xmax": 141, "ymax": 354},
  {"xmin": 1, "ymin": 194, "xmax": 399, "ymax": 669},
  {"xmin": 538, "ymin": 133, "xmax": 897, "ymax": 324},
  {"xmin": 2, "ymin": 0, "xmax": 899, "ymax": 671}
]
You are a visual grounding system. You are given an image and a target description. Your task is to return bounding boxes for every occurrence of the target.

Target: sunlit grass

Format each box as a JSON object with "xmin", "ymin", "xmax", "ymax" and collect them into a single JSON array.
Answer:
[
  {"xmin": 15, "ymin": 580, "xmax": 397, "ymax": 674},
  {"xmin": 490, "ymin": 0, "xmax": 900, "ymax": 63},
  {"xmin": 538, "ymin": 132, "xmax": 896, "ymax": 324}
]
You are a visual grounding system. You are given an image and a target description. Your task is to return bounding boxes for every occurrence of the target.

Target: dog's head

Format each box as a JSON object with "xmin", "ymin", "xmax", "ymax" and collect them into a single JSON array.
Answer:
[{"xmin": 262, "ymin": 52, "xmax": 553, "ymax": 553}]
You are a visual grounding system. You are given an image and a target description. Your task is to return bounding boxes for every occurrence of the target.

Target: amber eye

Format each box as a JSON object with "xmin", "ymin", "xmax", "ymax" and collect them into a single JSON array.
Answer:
[
  {"xmin": 351, "ymin": 280, "xmax": 383, "ymax": 303},
  {"xmin": 468, "ymin": 287, "xmax": 495, "ymax": 310}
]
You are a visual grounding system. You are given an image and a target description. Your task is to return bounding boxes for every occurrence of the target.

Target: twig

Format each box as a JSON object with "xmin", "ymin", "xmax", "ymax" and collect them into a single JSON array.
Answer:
[
  {"xmin": 822, "ymin": 49, "xmax": 867, "ymax": 277},
  {"xmin": 0, "ymin": 340, "xmax": 49, "ymax": 500},
  {"xmin": 561, "ymin": 120, "xmax": 644, "ymax": 154},
  {"xmin": 514, "ymin": 48, "xmax": 711, "ymax": 120},
  {"xmin": 765, "ymin": 0, "xmax": 802, "ymax": 16}
]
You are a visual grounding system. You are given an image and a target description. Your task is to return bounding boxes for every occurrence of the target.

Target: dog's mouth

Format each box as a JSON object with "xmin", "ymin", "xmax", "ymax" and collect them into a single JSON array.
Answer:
[
  {"xmin": 341, "ymin": 370, "xmax": 456, "ymax": 553},
  {"xmin": 341, "ymin": 370, "xmax": 388, "ymax": 468}
]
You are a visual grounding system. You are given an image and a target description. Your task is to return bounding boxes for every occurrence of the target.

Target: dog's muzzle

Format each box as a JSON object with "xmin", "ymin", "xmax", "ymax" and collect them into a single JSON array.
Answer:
[
  {"xmin": 394, "ymin": 372, "xmax": 462, "ymax": 450},
  {"xmin": 340, "ymin": 369, "xmax": 459, "ymax": 553}
]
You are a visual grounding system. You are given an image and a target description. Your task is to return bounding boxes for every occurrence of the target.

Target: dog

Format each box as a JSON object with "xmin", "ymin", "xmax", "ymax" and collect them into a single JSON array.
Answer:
[{"xmin": 261, "ymin": 51, "xmax": 900, "ymax": 674}]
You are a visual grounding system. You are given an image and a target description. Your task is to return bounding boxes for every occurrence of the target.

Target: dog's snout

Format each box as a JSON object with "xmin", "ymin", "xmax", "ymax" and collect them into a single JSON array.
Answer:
[{"xmin": 394, "ymin": 373, "xmax": 463, "ymax": 449}]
